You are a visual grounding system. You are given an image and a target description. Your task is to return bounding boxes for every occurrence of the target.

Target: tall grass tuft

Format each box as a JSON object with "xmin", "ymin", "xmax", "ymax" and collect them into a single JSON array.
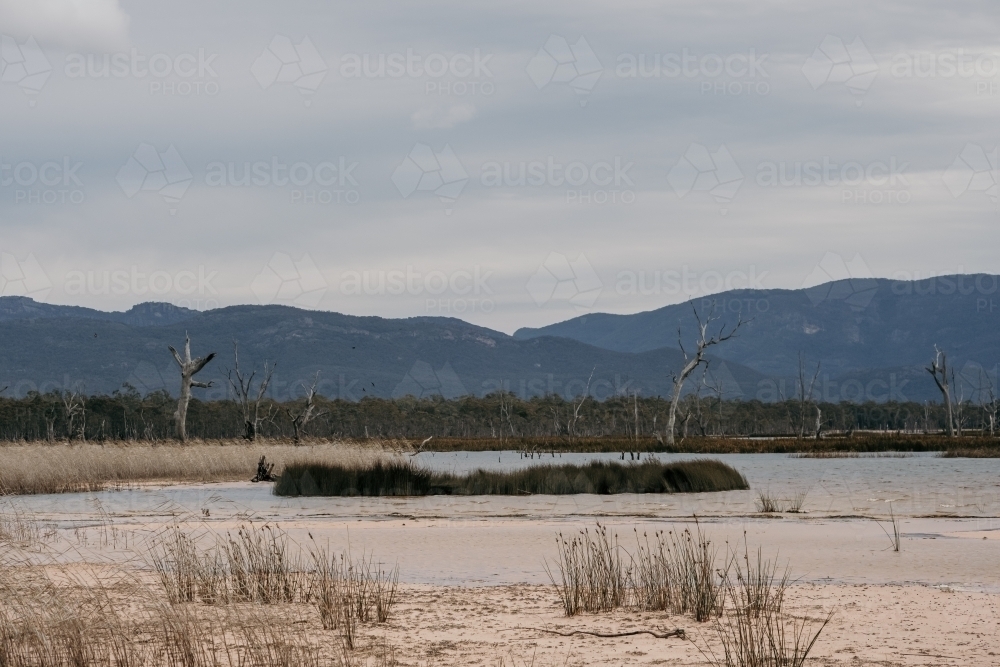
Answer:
[
  {"xmin": 149, "ymin": 523, "xmax": 310, "ymax": 605},
  {"xmin": 699, "ymin": 539, "xmax": 832, "ymax": 667},
  {"xmin": 276, "ymin": 459, "xmax": 748, "ymax": 497},
  {"xmin": 755, "ymin": 490, "xmax": 783, "ymax": 513},
  {"xmin": 631, "ymin": 522, "xmax": 723, "ymax": 621},
  {"xmin": 544, "ymin": 523, "xmax": 629, "ymax": 615},
  {"xmin": 546, "ymin": 521, "xmax": 724, "ymax": 620},
  {"xmin": 0, "ymin": 558, "xmax": 388, "ymax": 667},
  {"xmin": 308, "ymin": 539, "xmax": 399, "ymax": 649},
  {"xmin": 876, "ymin": 504, "xmax": 901, "ymax": 552}
]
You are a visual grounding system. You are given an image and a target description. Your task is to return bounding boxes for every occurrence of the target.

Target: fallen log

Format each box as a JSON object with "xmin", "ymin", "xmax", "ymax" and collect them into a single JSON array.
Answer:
[{"xmin": 529, "ymin": 627, "xmax": 685, "ymax": 640}]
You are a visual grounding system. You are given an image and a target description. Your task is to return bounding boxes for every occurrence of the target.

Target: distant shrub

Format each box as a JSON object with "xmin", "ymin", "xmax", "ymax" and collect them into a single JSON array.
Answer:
[{"xmin": 274, "ymin": 459, "xmax": 748, "ymax": 497}]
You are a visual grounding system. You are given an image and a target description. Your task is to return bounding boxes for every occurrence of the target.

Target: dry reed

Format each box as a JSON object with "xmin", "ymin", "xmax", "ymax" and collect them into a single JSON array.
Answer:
[
  {"xmin": 545, "ymin": 521, "xmax": 723, "ymax": 621},
  {"xmin": 699, "ymin": 538, "xmax": 832, "ymax": 667},
  {"xmin": 0, "ymin": 441, "xmax": 395, "ymax": 496},
  {"xmin": 0, "ymin": 557, "xmax": 394, "ymax": 667},
  {"xmin": 631, "ymin": 522, "xmax": 721, "ymax": 621},
  {"xmin": 754, "ymin": 490, "xmax": 783, "ymax": 513},
  {"xmin": 544, "ymin": 523, "xmax": 629, "ymax": 615},
  {"xmin": 149, "ymin": 523, "xmax": 311, "ymax": 605},
  {"xmin": 308, "ymin": 539, "xmax": 399, "ymax": 649}
]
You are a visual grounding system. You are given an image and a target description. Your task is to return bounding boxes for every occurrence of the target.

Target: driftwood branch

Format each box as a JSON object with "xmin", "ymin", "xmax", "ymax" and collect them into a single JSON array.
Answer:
[{"xmin": 528, "ymin": 627, "xmax": 685, "ymax": 640}]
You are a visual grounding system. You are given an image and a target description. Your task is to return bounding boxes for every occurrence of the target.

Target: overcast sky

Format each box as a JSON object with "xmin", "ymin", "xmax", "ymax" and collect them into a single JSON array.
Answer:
[{"xmin": 1, "ymin": 0, "xmax": 998, "ymax": 333}]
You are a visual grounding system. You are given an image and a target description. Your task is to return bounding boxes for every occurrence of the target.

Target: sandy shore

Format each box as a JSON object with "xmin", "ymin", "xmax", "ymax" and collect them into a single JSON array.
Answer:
[
  {"xmin": 4, "ymin": 472, "xmax": 1000, "ymax": 665},
  {"xmin": 373, "ymin": 582, "xmax": 999, "ymax": 666}
]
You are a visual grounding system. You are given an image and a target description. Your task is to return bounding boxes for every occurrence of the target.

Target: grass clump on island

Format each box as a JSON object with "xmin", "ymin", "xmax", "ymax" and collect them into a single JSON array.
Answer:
[{"xmin": 274, "ymin": 458, "xmax": 748, "ymax": 497}]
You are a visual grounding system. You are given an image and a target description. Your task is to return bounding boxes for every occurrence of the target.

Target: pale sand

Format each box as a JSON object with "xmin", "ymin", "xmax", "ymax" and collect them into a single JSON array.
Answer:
[
  {"xmin": 7, "ymin": 477, "xmax": 1000, "ymax": 664},
  {"xmin": 369, "ymin": 582, "xmax": 999, "ymax": 666}
]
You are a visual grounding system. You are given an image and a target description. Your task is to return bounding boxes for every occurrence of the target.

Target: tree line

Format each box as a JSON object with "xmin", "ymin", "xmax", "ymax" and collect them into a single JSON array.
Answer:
[{"xmin": 0, "ymin": 388, "xmax": 983, "ymax": 443}]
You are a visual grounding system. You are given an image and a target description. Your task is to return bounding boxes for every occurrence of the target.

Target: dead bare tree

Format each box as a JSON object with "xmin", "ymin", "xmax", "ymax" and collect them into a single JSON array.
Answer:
[
  {"xmin": 926, "ymin": 346, "xmax": 955, "ymax": 437},
  {"xmin": 283, "ymin": 372, "xmax": 327, "ymax": 443},
  {"xmin": 44, "ymin": 403, "xmax": 58, "ymax": 442},
  {"xmin": 632, "ymin": 389, "xmax": 640, "ymax": 442},
  {"xmin": 569, "ymin": 367, "xmax": 596, "ymax": 437},
  {"xmin": 497, "ymin": 392, "xmax": 518, "ymax": 447},
  {"xmin": 61, "ymin": 389, "xmax": 85, "ymax": 441},
  {"xmin": 977, "ymin": 366, "xmax": 997, "ymax": 436},
  {"xmin": 226, "ymin": 340, "xmax": 276, "ymax": 441},
  {"xmin": 168, "ymin": 333, "xmax": 216, "ymax": 442},
  {"xmin": 797, "ymin": 353, "xmax": 822, "ymax": 439},
  {"xmin": 664, "ymin": 305, "xmax": 743, "ymax": 445}
]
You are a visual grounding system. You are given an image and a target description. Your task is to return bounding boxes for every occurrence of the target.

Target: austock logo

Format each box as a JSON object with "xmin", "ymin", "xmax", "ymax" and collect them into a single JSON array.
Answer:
[
  {"xmin": 116, "ymin": 143, "xmax": 193, "ymax": 213},
  {"xmin": 1, "ymin": 156, "xmax": 85, "ymax": 205},
  {"xmin": 0, "ymin": 34, "xmax": 51, "ymax": 104},
  {"xmin": 64, "ymin": 48, "xmax": 220, "ymax": 96},
  {"xmin": 250, "ymin": 252, "xmax": 327, "ymax": 308},
  {"xmin": 392, "ymin": 143, "xmax": 468, "ymax": 213},
  {"xmin": 802, "ymin": 35, "xmax": 878, "ymax": 106},
  {"xmin": 0, "ymin": 252, "xmax": 51, "ymax": 299},
  {"xmin": 526, "ymin": 35, "xmax": 602, "ymax": 106},
  {"xmin": 667, "ymin": 143, "xmax": 743, "ymax": 213},
  {"xmin": 943, "ymin": 143, "xmax": 998, "ymax": 205},
  {"xmin": 526, "ymin": 252, "xmax": 602, "ymax": 309},
  {"xmin": 801, "ymin": 252, "xmax": 877, "ymax": 310},
  {"xmin": 251, "ymin": 35, "xmax": 327, "ymax": 103}
]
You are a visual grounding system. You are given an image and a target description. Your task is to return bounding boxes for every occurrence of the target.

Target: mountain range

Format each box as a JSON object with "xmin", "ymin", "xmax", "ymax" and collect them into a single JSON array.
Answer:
[{"xmin": 1, "ymin": 274, "xmax": 997, "ymax": 403}]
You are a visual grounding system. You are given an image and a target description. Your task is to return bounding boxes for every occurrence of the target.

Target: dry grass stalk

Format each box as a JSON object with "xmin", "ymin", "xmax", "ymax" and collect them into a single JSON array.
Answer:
[
  {"xmin": 0, "ymin": 559, "xmax": 382, "ymax": 667},
  {"xmin": 754, "ymin": 490, "xmax": 783, "ymax": 513},
  {"xmin": 546, "ymin": 521, "xmax": 724, "ymax": 621},
  {"xmin": 308, "ymin": 539, "xmax": 399, "ymax": 650},
  {"xmin": 149, "ymin": 523, "xmax": 310, "ymax": 606},
  {"xmin": 0, "ymin": 504, "xmax": 54, "ymax": 546},
  {"xmin": 876, "ymin": 504, "xmax": 902, "ymax": 552},
  {"xmin": 699, "ymin": 539, "xmax": 832, "ymax": 667},
  {"xmin": 631, "ymin": 522, "xmax": 721, "ymax": 621},
  {"xmin": 785, "ymin": 492, "xmax": 808, "ymax": 514},
  {"xmin": 544, "ymin": 523, "xmax": 629, "ymax": 616}
]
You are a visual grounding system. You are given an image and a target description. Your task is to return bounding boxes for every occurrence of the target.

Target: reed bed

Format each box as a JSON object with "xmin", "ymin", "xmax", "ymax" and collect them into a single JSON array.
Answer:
[
  {"xmin": 545, "ymin": 521, "xmax": 722, "ymax": 621},
  {"xmin": 544, "ymin": 524, "xmax": 629, "ymax": 615},
  {"xmin": 275, "ymin": 459, "xmax": 748, "ymax": 497},
  {"xmin": 631, "ymin": 524, "xmax": 721, "ymax": 621},
  {"xmin": 939, "ymin": 447, "xmax": 1000, "ymax": 458},
  {"xmin": 0, "ymin": 504, "xmax": 55, "ymax": 545},
  {"xmin": 789, "ymin": 451, "xmax": 914, "ymax": 458},
  {"xmin": 543, "ymin": 523, "xmax": 832, "ymax": 663},
  {"xmin": 147, "ymin": 523, "xmax": 398, "ymax": 654},
  {"xmin": 0, "ymin": 521, "xmax": 401, "ymax": 667},
  {"xmin": 0, "ymin": 441, "xmax": 395, "ymax": 496},
  {"xmin": 150, "ymin": 524, "xmax": 311, "ymax": 605},
  {"xmin": 385, "ymin": 433, "xmax": 1000, "ymax": 455}
]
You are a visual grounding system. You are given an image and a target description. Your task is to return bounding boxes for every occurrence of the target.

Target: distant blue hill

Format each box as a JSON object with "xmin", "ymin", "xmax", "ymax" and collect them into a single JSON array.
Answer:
[
  {"xmin": 514, "ymin": 275, "xmax": 1000, "ymax": 404},
  {"xmin": 1, "ymin": 275, "xmax": 995, "ymax": 403}
]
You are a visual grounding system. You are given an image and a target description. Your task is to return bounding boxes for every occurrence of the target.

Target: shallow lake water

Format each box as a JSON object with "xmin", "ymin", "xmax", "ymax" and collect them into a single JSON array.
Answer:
[
  {"xmin": 7, "ymin": 451, "xmax": 1000, "ymax": 522},
  {"xmin": 4, "ymin": 452, "xmax": 1000, "ymax": 589}
]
